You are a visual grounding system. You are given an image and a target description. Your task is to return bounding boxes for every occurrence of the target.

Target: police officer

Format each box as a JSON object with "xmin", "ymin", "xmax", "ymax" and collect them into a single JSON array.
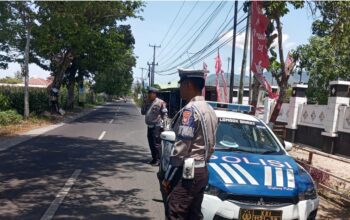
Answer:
[
  {"xmin": 162, "ymin": 69, "xmax": 218, "ymax": 219},
  {"xmin": 141, "ymin": 87, "xmax": 168, "ymax": 166}
]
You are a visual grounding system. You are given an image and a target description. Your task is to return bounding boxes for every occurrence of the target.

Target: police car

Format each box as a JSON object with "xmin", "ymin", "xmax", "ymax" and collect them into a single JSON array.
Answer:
[
  {"xmin": 160, "ymin": 102, "xmax": 319, "ymax": 220},
  {"xmin": 202, "ymin": 102, "xmax": 319, "ymax": 220}
]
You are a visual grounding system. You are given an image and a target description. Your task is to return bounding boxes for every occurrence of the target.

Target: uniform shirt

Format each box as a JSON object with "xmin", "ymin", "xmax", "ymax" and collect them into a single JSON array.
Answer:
[
  {"xmin": 170, "ymin": 96, "xmax": 218, "ymax": 166},
  {"xmin": 141, "ymin": 97, "xmax": 168, "ymax": 126}
]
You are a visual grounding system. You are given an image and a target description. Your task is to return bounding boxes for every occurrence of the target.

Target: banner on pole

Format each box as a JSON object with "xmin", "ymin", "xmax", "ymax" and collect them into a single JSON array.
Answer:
[{"xmin": 251, "ymin": 1, "xmax": 277, "ymax": 99}]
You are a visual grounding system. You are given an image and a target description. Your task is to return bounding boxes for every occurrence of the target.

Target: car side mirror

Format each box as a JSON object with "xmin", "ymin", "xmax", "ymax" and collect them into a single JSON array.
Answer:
[
  {"xmin": 160, "ymin": 131, "xmax": 176, "ymax": 142},
  {"xmin": 284, "ymin": 141, "xmax": 293, "ymax": 152}
]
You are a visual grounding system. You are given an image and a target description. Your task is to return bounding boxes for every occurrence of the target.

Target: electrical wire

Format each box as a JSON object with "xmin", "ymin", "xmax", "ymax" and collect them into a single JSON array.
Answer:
[
  {"xmin": 158, "ymin": 1, "xmax": 227, "ymax": 66},
  {"xmin": 157, "ymin": 1, "xmax": 199, "ymax": 59},
  {"xmin": 157, "ymin": 15, "xmax": 248, "ymax": 74},
  {"xmin": 159, "ymin": 2, "xmax": 245, "ymax": 70},
  {"xmin": 156, "ymin": 1, "xmax": 216, "ymax": 64},
  {"xmin": 156, "ymin": 25, "xmax": 246, "ymax": 76}
]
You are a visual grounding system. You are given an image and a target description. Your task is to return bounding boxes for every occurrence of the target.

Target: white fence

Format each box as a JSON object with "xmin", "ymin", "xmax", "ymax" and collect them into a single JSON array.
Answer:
[
  {"xmin": 298, "ymin": 105, "xmax": 327, "ymax": 129},
  {"xmin": 338, "ymin": 106, "xmax": 350, "ymax": 133},
  {"xmin": 276, "ymin": 103, "xmax": 289, "ymax": 123}
]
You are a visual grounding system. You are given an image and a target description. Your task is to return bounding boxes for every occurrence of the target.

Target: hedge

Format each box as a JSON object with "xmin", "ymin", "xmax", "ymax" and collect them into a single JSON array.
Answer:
[
  {"xmin": 0, "ymin": 85, "xmax": 101, "ymax": 115},
  {"xmin": 0, "ymin": 86, "xmax": 49, "ymax": 115},
  {"xmin": 0, "ymin": 110, "xmax": 22, "ymax": 125}
]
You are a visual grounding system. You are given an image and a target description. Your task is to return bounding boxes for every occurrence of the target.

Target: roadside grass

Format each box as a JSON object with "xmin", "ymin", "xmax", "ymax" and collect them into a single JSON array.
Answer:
[{"xmin": 0, "ymin": 102, "xmax": 104, "ymax": 138}]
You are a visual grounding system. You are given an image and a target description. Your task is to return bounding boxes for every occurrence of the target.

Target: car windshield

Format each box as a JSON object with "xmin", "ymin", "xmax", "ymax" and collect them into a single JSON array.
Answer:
[{"xmin": 215, "ymin": 117, "xmax": 283, "ymax": 155}]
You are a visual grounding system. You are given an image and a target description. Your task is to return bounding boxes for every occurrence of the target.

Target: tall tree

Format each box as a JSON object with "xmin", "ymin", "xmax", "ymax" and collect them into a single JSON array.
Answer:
[
  {"xmin": 0, "ymin": 2, "xmax": 12, "ymax": 69},
  {"xmin": 262, "ymin": 1, "xmax": 304, "ymax": 123},
  {"xmin": 3, "ymin": 2, "xmax": 36, "ymax": 119},
  {"xmin": 32, "ymin": 1, "xmax": 143, "ymax": 92}
]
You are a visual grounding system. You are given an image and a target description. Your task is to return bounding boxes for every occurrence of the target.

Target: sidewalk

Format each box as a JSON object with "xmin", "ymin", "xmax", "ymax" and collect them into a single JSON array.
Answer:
[
  {"xmin": 289, "ymin": 144, "xmax": 350, "ymax": 181},
  {"xmin": 0, "ymin": 105, "xmax": 103, "ymax": 152}
]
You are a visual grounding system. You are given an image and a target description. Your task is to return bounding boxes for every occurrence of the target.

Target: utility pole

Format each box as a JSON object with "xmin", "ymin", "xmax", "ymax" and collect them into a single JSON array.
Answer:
[
  {"xmin": 147, "ymin": 62, "xmax": 152, "ymax": 87},
  {"xmin": 229, "ymin": 0, "xmax": 238, "ymax": 103},
  {"xmin": 149, "ymin": 44, "xmax": 161, "ymax": 86},
  {"xmin": 139, "ymin": 67, "xmax": 146, "ymax": 90},
  {"xmin": 227, "ymin": 57, "xmax": 231, "ymax": 74},
  {"xmin": 238, "ymin": 5, "xmax": 250, "ymax": 104},
  {"xmin": 248, "ymin": 3, "xmax": 253, "ymax": 104}
]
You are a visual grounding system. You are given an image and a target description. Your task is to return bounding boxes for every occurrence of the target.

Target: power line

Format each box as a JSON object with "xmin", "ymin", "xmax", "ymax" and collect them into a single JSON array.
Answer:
[
  {"xmin": 156, "ymin": 1, "xmax": 216, "ymax": 64},
  {"xmin": 159, "ymin": 2, "xmax": 245, "ymax": 71},
  {"xmin": 158, "ymin": 2, "xmax": 227, "ymax": 66},
  {"xmin": 156, "ymin": 15, "xmax": 248, "ymax": 74},
  {"xmin": 156, "ymin": 25, "xmax": 247, "ymax": 76},
  {"xmin": 157, "ymin": 1, "xmax": 199, "ymax": 59}
]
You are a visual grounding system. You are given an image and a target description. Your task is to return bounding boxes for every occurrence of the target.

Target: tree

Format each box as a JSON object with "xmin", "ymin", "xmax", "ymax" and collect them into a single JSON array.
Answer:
[
  {"xmin": 261, "ymin": 1, "xmax": 304, "ymax": 123},
  {"xmin": 0, "ymin": 2, "xmax": 12, "ymax": 69},
  {"xmin": 32, "ymin": 1, "xmax": 143, "ymax": 89},
  {"xmin": 2, "ymin": 2, "xmax": 36, "ymax": 119},
  {"xmin": 291, "ymin": 2, "xmax": 350, "ymax": 105},
  {"xmin": 311, "ymin": 1, "xmax": 350, "ymax": 79},
  {"xmin": 31, "ymin": 1, "xmax": 143, "ymax": 110}
]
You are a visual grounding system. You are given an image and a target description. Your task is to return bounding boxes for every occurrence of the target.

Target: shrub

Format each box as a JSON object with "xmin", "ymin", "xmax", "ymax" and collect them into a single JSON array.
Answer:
[
  {"xmin": 0, "ymin": 110, "xmax": 22, "ymax": 125},
  {"xmin": 0, "ymin": 93, "xmax": 10, "ymax": 111},
  {"xmin": 0, "ymin": 86, "xmax": 50, "ymax": 115}
]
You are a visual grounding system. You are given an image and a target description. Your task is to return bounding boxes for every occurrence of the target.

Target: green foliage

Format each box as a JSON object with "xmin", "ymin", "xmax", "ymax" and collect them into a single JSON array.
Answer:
[
  {"xmin": 31, "ymin": 1, "xmax": 144, "ymax": 91},
  {"xmin": 0, "ymin": 76, "xmax": 22, "ymax": 84},
  {"xmin": 152, "ymin": 84, "xmax": 161, "ymax": 89},
  {"xmin": 294, "ymin": 36, "xmax": 347, "ymax": 105},
  {"xmin": 0, "ymin": 93, "xmax": 10, "ymax": 110},
  {"xmin": 311, "ymin": 1, "xmax": 350, "ymax": 80},
  {"xmin": 0, "ymin": 86, "xmax": 49, "ymax": 114},
  {"xmin": 0, "ymin": 109, "xmax": 22, "ymax": 125}
]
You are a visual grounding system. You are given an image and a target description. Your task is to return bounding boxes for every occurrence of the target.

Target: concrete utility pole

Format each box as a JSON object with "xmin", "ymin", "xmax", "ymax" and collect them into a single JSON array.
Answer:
[
  {"xmin": 238, "ymin": 6, "xmax": 251, "ymax": 104},
  {"xmin": 149, "ymin": 44, "xmax": 161, "ymax": 86},
  {"xmin": 139, "ymin": 67, "xmax": 146, "ymax": 89},
  {"xmin": 229, "ymin": 0, "xmax": 239, "ymax": 103},
  {"xmin": 147, "ymin": 62, "xmax": 152, "ymax": 87},
  {"xmin": 227, "ymin": 57, "xmax": 231, "ymax": 74}
]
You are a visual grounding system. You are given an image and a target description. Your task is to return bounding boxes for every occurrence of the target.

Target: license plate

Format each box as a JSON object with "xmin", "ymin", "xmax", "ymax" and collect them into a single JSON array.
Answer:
[{"xmin": 239, "ymin": 208, "xmax": 282, "ymax": 220}]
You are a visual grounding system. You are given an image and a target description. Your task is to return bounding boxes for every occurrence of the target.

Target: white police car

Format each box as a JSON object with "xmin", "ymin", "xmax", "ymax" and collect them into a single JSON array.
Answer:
[
  {"xmin": 160, "ymin": 102, "xmax": 319, "ymax": 220},
  {"xmin": 202, "ymin": 102, "xmax": 319, "ymax": 220}
]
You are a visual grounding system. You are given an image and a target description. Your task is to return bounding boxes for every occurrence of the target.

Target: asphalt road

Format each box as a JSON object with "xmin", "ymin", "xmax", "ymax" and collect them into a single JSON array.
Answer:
[
  {"xmin": 0, "ymin": 100, "xmax": 348, "ymax": 220},
  {"xmin": 0, "ymin": 101, "xmax": 164, "ymax": 220}
]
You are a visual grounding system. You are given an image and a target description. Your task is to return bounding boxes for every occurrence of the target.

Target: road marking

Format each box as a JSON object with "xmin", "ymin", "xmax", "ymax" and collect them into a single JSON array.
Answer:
[
  {"xmin": 40, "ymin": 169, "xmax": 81, "ymax": 220},
  {"xmin": 98, "ymin": 131, "xmax": 106, "ymax": 140},
  {"xmin": 109, "ymin": 119, "xmax": 114, "ymax": 124}
]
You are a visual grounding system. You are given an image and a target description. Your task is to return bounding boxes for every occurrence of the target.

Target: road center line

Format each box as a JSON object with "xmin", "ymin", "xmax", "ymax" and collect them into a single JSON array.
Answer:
[
  {"xmin": 40, "ymin": 169, "xmax": 82, "ymax": 220},
  {"xmin": 109, "ymin": 119, "xmax": 114, "ymax": 124},
  {"xmin": 98, "ymin": 131, "xmax": 106, "ymax": 140}
]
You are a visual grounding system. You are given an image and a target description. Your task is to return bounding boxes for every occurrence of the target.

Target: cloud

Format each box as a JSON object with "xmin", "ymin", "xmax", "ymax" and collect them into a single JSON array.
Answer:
[
  {"xmin": 220, "ymin": 30, "xmax": 297, "ymax": 52},
  {"xmin": 220, "ymin": 31, "xmax": 249, "ymax": 50}
]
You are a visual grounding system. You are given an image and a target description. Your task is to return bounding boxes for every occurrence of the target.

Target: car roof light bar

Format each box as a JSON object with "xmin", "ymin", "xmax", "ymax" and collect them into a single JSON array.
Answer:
[{"xmin": 207, "ymin": 101, "xmax": 253, "ymax": 113}]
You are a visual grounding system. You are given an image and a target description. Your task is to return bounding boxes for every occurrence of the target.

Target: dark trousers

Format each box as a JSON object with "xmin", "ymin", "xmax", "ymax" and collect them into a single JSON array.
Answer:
[
  {"xmin": 167, "ymin": 167, "xmax": 208, "ymax": 220},
  {"xmin": 147, "ymin": 126, "xmax": 161, "ymax": 161}
]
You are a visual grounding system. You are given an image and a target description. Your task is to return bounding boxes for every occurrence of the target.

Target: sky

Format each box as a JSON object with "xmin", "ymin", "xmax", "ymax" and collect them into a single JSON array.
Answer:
[{"xmin": 0, "ymin": 1, "xmax": 315, "ymax": 88}]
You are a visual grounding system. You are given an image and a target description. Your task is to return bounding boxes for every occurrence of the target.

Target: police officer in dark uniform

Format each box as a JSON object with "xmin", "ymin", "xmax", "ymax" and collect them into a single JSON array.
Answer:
[
  {"xmin": 162, "ymin": 69, "xmax": 218, "ymax": 219},
  {"xmin": 141, "ymin": 87, "xmax": 168, "ymax": 166}
]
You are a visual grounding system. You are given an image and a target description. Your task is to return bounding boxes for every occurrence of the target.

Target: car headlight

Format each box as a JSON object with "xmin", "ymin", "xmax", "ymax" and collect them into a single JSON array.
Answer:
[
  {"xmin": 298, "ymin": 187, "xmax": 317, "ymax": 201},
  {"xmin": 205, "ymin": 184, "xmax": 230, "ymax": 200}
]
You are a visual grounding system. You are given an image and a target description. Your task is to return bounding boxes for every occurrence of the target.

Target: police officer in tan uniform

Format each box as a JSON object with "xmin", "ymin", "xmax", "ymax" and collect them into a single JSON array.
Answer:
[
  {"xmin": 142, "ymin": 87, "xmax": 168, "ymax": 166},
  {"xmin": 162, "ymin": 69, "xmax": 218, "ymax": 219}
]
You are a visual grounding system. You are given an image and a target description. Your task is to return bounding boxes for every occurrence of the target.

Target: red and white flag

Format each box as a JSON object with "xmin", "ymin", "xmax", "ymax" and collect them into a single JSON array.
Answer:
[
  {"xmin": 251, "ymin": 1, "xmax": 278, "ymax": 99},
  {"xmin": 215, "ymin": 52, "xmax": 229, "ymax": 102}
]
